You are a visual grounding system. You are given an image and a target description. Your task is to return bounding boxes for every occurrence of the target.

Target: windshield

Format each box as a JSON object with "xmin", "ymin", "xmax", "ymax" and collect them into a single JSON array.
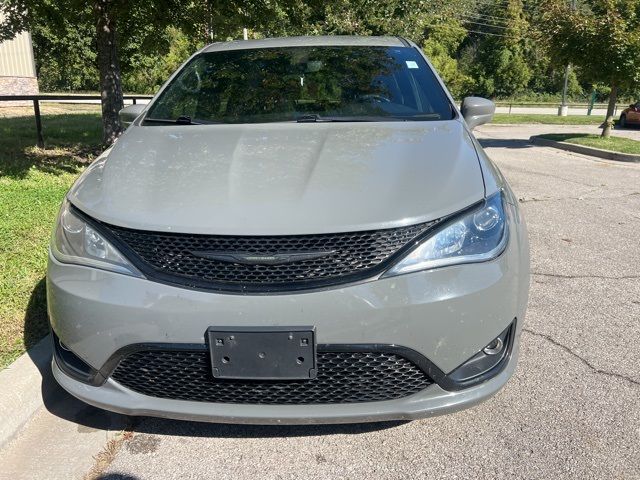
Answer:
[{"xmin": 144, "ymin": 46, "xmax": 455, "ymax": 124}]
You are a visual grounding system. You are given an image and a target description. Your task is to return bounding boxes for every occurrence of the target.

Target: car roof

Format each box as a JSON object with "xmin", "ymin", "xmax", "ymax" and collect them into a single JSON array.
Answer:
[{"xmin": 202, "ymin": 35, "xmax": 408, "ymax": 53}]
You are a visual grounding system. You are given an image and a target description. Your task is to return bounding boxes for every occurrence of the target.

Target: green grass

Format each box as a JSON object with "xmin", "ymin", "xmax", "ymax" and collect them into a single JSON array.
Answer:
[
  {"xmin": 492, "ymin": 114, "xmax": 607, "ymax": 125},
  {"xmin": 0, "ymin": 108, "xmax": 101, "ymax": 368},
  {"xmin": 537, "ymin": 133, "xmax": 640, "ymax": 155}
]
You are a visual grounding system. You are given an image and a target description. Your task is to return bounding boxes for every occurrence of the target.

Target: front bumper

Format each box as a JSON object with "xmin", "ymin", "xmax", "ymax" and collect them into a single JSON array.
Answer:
[
  {"xmin": 52, "ymin": 342, "xmax": 519, "ymax": 424},
  {"xmin": 47, "ymin": 208, "xmax": 529, "ymax": 423}
]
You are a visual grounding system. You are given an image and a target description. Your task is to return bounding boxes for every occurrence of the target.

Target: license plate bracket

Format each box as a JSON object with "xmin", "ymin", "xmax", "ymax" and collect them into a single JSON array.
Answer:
[{"xmin": 207, "ymin": 327, "xmax": 316, "ymax": 380}]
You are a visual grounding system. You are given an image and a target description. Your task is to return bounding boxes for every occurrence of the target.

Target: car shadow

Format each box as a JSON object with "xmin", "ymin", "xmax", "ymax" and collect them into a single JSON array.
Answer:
[
  {"xmin": 24, "ymin": 279, "xmax": 408, "ymax": 439},
  {"xmin": 128, "ymin": 417, "xmax": 408, "ymax": 439},
  {"xmin": 96, "ymin": 475, "xmax": 139, "ymax": 480},
  {"xmin": 23, "ymin": 278, "xmax": 50, "ymax": 351},
  {"xmin": 477, "ymin": 138, "xmax": 533, "ymax": 150},
  {"xmin": 0, "ymin": 114, "xmax": 99, "ymax": 179}
]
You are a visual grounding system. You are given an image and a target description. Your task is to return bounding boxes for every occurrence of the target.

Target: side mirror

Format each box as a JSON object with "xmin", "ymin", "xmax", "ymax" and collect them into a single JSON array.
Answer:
[
  {"xmin": 119, "ymin": 104, "xmax": 146, "ymax": 128},
  {"xmin": 461, "ymin": 97, "xmax": 495, "ymax": 130}
]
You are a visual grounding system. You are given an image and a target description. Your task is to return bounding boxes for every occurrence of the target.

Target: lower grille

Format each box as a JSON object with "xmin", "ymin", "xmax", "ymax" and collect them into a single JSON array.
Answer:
[{"xmin": 111, "ymin": 349, "xmax": 432, "ymax": 405}]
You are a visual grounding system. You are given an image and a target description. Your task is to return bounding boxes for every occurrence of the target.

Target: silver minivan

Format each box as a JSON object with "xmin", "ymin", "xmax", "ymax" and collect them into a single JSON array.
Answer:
[{"xmin": 48, "ymin": 36, "xmax": 529, "ymax": 424}]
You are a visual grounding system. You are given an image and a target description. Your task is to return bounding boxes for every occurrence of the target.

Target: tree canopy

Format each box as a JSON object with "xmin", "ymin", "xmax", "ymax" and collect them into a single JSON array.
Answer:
[
  {"xmin": 537, "ymin": 0, "xmax": 640, "ymax": 136},
  {"xmin": 2, "ymin": 0, "xmax": 639, "ymax": 141}
]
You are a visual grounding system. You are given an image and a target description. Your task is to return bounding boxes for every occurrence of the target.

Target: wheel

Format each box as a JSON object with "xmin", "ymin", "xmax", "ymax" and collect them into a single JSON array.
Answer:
[{"xmin": 619, "ymin": 115, "xmax": 627, "ymax": 128}]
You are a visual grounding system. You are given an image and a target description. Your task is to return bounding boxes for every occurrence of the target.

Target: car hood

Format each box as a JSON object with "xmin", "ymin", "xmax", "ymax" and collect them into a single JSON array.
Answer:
[{"xmin": 69, "ymin": 121, "xmax": 485, "ymax": 235}]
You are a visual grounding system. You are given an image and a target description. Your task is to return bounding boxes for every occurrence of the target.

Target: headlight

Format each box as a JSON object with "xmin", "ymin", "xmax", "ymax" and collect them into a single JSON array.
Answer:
[
  {"xmin": 384, "ymin": 192, "xmax": 508, "ymax": 277},
  {"xmin": 51, "ymin": 199, "xmax": 142, "ymax": 277}
]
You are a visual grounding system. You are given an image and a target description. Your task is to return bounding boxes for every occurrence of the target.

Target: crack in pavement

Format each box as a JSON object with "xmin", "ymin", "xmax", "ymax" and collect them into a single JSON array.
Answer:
[
  {"xmin": 531, "ymin": 271, "xmax": 640, "ymax": 280},
  {"xmin": 523, "ymin": 328, "xmax": 640, "ymax": 387},
  {"xmin": 520, "ymin": 196, "xmax": 589, "ymax": 204},
  {"xmin": 519, "ymin": 191, "xmax": 639, "ymax": 203},
  {"xmin": 499, "ymin": 166, "xmax": 603, "ymax": 188}
]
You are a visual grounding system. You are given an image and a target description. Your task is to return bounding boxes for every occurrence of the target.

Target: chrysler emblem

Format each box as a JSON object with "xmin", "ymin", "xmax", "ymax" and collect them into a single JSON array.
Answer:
[{"xmin": 190, "ymin": 250, "xmax": 335, "ymax": 265}]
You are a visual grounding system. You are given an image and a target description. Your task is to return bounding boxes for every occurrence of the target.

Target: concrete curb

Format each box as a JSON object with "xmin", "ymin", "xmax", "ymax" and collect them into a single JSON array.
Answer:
[
  {"xmin": 530, "ymin": 135, "xmax": 640, "ymax": 163},
  {"xmin": 0, "ymin": 335, "xmax": 53, "ymax": 449},
  {"xmin": 0, "ymin": 334, "xmax": 128, "ymax": 479}
]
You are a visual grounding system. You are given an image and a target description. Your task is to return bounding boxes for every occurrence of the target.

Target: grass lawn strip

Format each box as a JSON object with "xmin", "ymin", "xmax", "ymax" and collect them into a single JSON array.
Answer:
[
  {"xmin": 0, "ymin": 108, "xmax": 100, "ymax": 369},
  {"xmin": 537, "ymin": 133, "xmax": 640, "ymax": 155},
  {"xmin": 491, "ymin": 114, "xmax": 608, "ymax": 125}
]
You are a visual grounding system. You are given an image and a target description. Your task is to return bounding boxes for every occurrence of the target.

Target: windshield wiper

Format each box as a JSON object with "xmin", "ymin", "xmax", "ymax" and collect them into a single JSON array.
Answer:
[
  {"xmin": 295, "ymin": 114, "xmax": 407, "ymax": 123},
  {"xmin": 144, "ymin": 116, "xmax": 204, "ymax": 125},
  {"xmin": 410, "ymin": 113, "xmax": 442, "ymax": 120}
]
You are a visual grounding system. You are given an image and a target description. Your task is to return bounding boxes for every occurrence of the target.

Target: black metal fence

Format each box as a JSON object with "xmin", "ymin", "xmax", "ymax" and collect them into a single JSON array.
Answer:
[
  {"xmin": 1, "ymin": 94, "xmax": 626, "ymax": 147},
  {"xmin": 0, "ymin": 94, "xmax": 153, "ymax": 147},
  {"xmin": 494, "ymin": 101, "xmax": 622, "ymax": 116}
]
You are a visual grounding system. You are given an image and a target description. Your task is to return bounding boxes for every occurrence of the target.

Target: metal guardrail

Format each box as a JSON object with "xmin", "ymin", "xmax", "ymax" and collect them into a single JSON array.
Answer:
[
  {"xmin": 493, "ymin": 101, "xmax": 623, "ymax": 116},
  {"xmin": 493, "ymin": 102, "xmax": 620, "ymax": 107},
  {"xmin": 0, "ymin": 94, "xmax": 153, "ymax": 147}
]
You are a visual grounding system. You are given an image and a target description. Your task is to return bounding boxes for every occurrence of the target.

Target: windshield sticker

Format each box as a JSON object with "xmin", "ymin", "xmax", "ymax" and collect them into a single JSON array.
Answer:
[{"xmin": 406, "ymin": 61, "xmax": 419, "ymax": 69}]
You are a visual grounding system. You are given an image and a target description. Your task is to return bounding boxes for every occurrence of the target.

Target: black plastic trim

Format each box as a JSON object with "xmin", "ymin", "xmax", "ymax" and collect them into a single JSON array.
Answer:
[
  {"xmin": 51, "ymin": 329, "xmax": 106, "ymax": 386},
  {"xmin": 436, "ymin": 318, "xmax": 516, "ymax": 391}
]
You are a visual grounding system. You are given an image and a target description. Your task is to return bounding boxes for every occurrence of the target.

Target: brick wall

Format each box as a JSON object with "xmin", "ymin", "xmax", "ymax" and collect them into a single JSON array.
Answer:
[{"xmin": 0, "ymin": 76, "xmax": 39, "ymax": 107}]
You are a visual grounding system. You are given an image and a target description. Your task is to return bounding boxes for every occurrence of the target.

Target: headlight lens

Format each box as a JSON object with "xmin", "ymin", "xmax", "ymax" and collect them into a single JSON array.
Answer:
[
  {"xmin": 384, "ymin": 192, "xmax": 508, "ymax": 277},
  {"xmin": 51, "ymin": 199, "xmax": 142, "ymax": 277}
]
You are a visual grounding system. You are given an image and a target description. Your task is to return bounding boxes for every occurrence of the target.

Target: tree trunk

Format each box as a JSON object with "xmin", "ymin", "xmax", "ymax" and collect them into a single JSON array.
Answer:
[
  {"xmin": 95, "ymin": 0, "xmax": 123, "ymax": 146},
  {"xmin": 601, "ymin": 83, "xmax": 617, "ymax": 138}
]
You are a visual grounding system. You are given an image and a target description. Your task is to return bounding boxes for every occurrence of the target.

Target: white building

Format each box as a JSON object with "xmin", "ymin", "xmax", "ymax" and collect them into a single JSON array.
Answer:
[{"xmin": 0, "ymin": 13, "xmax": 38, "ymax": 97}]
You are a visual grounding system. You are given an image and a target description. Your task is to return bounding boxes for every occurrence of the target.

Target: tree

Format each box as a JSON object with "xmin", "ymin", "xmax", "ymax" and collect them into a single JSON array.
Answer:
[
  {"xmin": 464, "ymin": 0, "xmax": 532, "ymax": 98},
  {"xmin": 1, "ymin": 0, "xmax": 192, "ymax": 145},
  {"xmin": 121, "ymin": 28, "xmax": 200, "ymax": 94},
  {"xmin": 299, "ymin": 0, "xmax": 473, "ymax": 96},
  {"xmin": 421, "ymin": 19, "xmax": 472, "ymax": 98},
  {"xmin": 538, "ymin": 0, "xmax": 640, "ymax": 137},
  {"xmin": 29, "ymin": 8, "xmax": 99, "ymax": 92},
  {"xmin": 0, "ymin": 0, "xmax": 311, "ymax": 145},
  {"xmin": 295, "ymin": 0, "xmax": 469, "ymax": 45}
]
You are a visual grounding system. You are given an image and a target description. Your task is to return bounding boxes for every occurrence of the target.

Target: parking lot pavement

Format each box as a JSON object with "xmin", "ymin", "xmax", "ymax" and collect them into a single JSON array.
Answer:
[{"xmin": 95, "ymin": 127, "xmax": 638, "ymax": 479}]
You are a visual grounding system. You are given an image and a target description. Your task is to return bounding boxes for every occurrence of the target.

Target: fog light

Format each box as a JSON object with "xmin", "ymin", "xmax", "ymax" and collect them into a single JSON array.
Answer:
[
  {"xmin": 483, "ymin": 337, "xmax": 504, "ymax": 355},
  {"xmin": 441, "ymin": 320, "xmax": 515, "ymax": 390}
]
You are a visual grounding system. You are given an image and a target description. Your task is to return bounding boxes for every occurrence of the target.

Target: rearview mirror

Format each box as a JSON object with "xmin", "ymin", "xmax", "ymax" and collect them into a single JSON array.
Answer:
[
  {"xmin": 119, "ymin": 104, "xmax": 146, "ymax": 128},
  {"xmin": 461, "ymin": 97, "xmax": 495, "ymax": 130}
]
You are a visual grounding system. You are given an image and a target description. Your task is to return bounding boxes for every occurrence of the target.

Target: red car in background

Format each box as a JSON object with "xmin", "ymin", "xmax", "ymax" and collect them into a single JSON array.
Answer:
[{"xmin": 619, "ymin": 101, "xmax": 640, "ymax": 127}]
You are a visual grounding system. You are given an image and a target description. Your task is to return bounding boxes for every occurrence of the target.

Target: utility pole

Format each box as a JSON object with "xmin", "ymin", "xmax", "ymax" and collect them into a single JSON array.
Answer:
[
  {"xmin": 207, "ymin": 0, "xmax": 214, "ymax": 41},
  {"xmin": 560, "ymin": 65, "xmax": 570, "ymax": 115},
  {"xmin": 559, "ymin": 0, "xmax": 577, "ymax": 116}
]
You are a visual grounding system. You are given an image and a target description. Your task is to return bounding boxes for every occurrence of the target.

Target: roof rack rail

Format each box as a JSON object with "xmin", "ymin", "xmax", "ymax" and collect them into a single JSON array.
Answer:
[{"xmin": 397, "ymin": 36, "xmax": 411, "ymax": 47}]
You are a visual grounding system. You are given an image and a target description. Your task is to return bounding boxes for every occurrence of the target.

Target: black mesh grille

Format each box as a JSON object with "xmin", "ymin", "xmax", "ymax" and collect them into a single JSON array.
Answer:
[
  {"xmin": 101, "ymin": 220, "xmax": 438, "ymax": 292},
  {"xmin": 111, "ymin": 349, "xmax": 432, "ymax": 404}
]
